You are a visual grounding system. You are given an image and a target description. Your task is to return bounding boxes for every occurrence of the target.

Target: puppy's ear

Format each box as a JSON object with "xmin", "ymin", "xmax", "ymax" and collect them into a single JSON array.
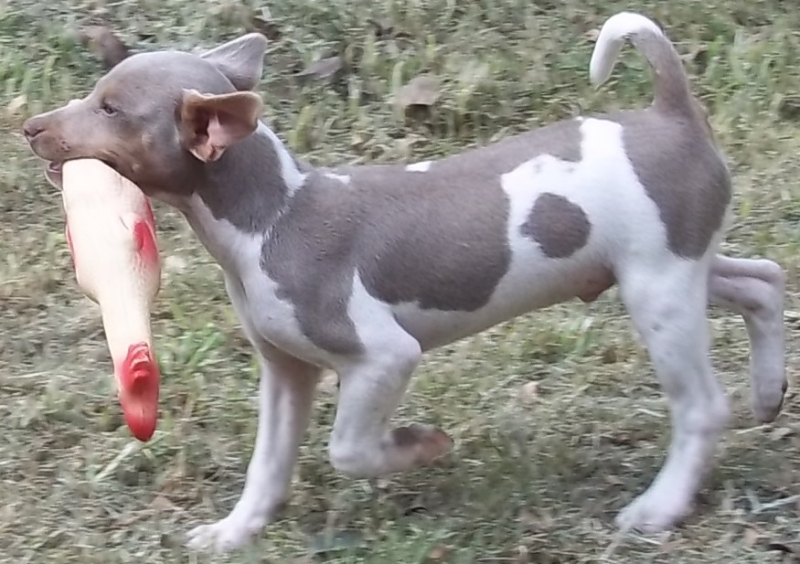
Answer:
[
  {"xmin": 179, "ymin": 89, "xmax": 263, "ymax": 163},
  {"xmin": 199, "ymin": 33, "xmax": 268, "ymax": 91}
]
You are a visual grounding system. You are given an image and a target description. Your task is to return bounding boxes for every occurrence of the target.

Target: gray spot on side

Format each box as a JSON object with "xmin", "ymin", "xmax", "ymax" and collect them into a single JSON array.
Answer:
[
  {"xmin": 521, "ymin": 193, "xmax": 591, "ymax": 259},
  {"xmin": 612, "ymin": 109, "xmax": 731, "ymax": 259}
]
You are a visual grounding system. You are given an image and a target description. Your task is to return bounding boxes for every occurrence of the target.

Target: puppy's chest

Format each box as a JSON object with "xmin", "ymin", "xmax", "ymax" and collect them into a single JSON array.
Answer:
[{"xmin": 234, "ymin": 266, "xmax": 334, "ymax": 362}]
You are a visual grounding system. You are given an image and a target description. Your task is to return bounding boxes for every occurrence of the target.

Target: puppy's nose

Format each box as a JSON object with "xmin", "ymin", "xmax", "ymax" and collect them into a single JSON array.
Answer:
[{"xmin": 22, "ymin": 120, "xmax": 45, "ymax": 140}]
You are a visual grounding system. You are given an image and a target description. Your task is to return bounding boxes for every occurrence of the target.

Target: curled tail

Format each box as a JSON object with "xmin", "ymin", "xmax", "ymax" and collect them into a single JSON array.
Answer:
[
  {"xmin": 117, "ymin": 342, "xmax": 160, "ymax": 442},
  {"xmin": 589, "ymin": 12, "xmax": 693, "ymax": 116}
]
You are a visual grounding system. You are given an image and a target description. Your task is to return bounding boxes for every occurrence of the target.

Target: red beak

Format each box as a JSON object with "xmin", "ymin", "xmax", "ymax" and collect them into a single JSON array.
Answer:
[{"xmin": 118, "ymin": 342, "xmax": 160, "ymax": 441}]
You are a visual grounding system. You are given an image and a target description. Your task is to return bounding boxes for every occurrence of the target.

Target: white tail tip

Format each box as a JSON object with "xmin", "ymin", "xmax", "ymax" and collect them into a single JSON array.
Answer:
[{"xmin": 589, "ymin": 12, "xmax": 664, "ymax": 87}]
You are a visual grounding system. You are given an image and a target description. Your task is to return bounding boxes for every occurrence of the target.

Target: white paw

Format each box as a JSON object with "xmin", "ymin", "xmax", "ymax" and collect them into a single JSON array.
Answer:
[
  {"xmin": 615, "ymin": 488, "xmax": 692, "ymax": 533},
  {"xmin": 186, "ymin": 512, "xmax": 266, "ymax": 553}
]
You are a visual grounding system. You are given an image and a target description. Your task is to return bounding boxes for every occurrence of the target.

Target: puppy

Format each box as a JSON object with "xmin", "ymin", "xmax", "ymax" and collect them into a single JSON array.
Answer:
[{"xmin": 24, "ymin": 11, "xmax": 787, "ymax": 553}]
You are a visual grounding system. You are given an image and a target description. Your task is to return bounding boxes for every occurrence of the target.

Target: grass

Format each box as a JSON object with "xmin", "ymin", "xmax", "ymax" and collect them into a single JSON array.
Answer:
[{"xmin": 1, "ymin": 0, "xmax": 799, "ymax": 562}]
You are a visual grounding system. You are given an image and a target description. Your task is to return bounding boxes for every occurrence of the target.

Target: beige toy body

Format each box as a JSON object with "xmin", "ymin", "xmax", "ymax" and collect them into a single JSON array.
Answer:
[{"xmin": 61, "ymin": 158, "xmax": 161, "ymax": 441}]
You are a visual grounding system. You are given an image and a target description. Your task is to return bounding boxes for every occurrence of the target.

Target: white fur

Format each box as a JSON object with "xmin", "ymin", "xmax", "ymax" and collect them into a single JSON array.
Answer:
[
  {"xmin": 405, "ymin": 160, "xmax": 432, "ymax": 172},
  {"xmin": 590, "ymin": 12, "xmax": 665, "ymax": 87},
  {"xmin": 708, "ymin": 255, "xmax": 787, "ymax": 421},
  {"xmin": 325, "ymin": 172, "xmax": 351, "ymax": 184},
  {"xmin": 258, "ymin": 123, "xmax": 307, "ymax": 195}
]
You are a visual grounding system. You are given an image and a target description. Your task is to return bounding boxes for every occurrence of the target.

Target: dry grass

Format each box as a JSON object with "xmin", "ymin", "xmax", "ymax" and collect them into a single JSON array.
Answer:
[{"xmin": 1, "ymin": 0, "xmax": 799, "ymax": 562}]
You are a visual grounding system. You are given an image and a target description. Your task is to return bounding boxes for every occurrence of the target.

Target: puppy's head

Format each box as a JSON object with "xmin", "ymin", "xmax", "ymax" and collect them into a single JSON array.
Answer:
[{"xmin": 23, "ymin": 33, "xmax": 267, "ymax": 196}]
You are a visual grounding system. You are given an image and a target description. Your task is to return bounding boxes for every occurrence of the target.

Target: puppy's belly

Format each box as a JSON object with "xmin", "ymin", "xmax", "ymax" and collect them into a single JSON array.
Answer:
[{"xmin": 390, "ymin": 257, "xmax": 614, "ymax": 352}]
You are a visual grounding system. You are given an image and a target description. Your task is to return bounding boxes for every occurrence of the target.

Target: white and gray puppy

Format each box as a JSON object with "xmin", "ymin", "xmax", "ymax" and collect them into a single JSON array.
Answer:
[{"xmin": 24, "ymin": 11, "xmax": 787, "ymax": 554}]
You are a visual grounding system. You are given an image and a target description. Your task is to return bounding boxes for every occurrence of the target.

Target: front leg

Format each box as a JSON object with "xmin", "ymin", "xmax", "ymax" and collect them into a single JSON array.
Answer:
[
  {"xmin": 186, "ymin": 351, "xmax": 321, "ymax": 552},
  {"xmin": 187, "ymin": 274, "xmax": 322, "ymax": 553},
  {"xmin": 708, "ymin": 254, "xmax": 787, "ymax": 422},
  {"xmin": 329, "ymin": 327, "xmax": 453, "ymax": 478}
]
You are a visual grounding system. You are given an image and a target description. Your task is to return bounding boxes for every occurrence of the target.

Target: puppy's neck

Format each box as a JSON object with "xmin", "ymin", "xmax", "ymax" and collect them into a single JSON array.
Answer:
[{"xmin": 172, "ymin": 122, "xmax": 310, "ymax": 271}]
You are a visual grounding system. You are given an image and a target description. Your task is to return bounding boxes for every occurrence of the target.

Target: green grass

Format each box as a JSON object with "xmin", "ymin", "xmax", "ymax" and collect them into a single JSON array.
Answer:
[{"xmin": 1, "ymin": 0, "xmax": 799, "ymax": 562}]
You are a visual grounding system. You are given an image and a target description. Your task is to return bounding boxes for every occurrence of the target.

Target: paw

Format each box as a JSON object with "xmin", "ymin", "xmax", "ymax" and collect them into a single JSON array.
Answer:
[
  {"xmin": 392, "ymin": 423, "xmax": 454, "ymax": 465},
  {"xmin": 185, "ymin": 512, "xmax": 266, "ymax": 553},
  {"xmin": 751, "ymin": 379, "xmax": 788, "ymax": 423},
  {"xmin": 615, "ymin": 489, "xmax": 692, "ymax": 533}
]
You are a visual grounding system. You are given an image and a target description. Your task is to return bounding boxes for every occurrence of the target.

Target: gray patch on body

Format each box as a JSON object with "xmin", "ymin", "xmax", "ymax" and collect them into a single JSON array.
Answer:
[
  {"xmin": 258, "ymin": 118, "xmax": 584, "ymax": 355},
  {"xmin": 197, "ymin": 131, "xmax": 289, "ymax": 233},
  {"xmin": 521, "ymin": 193, "xmax": 591, "ymax": 258},
  {"xmin": 612, "ymin": 109, "xmax": 731, "ymax": 259}
]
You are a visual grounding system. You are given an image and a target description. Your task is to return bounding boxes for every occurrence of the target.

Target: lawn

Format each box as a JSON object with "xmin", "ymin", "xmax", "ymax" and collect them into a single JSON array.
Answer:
[{"xmin": 1, "ymin": 0, "xmax": 799, "ymax": 562}]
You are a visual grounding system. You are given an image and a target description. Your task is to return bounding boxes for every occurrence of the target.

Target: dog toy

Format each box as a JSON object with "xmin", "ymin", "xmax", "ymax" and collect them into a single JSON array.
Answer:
[{"xmin": 61, "ymin": 158, "xmax": 162, "ymax": 442}]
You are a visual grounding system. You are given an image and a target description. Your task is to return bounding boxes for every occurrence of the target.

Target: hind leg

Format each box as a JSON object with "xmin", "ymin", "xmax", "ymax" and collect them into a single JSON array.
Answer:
[
  {"xmin": 328, "ymin": 325, "xmax": 453, "ymax": 478},
  {"xmin": 615, "ymin": 257, "xmax": 730, "ymax": 533},
  {"xmin": 708, "ymin": 254, "xmax": 787, "ymax": 422}
]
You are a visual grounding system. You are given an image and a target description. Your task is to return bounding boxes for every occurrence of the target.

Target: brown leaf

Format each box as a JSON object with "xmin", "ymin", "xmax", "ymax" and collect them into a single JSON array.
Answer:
[
  {"xmin": 766, "ymin": 541, "xmax": 797, "ymax": 554},
  {"xmin": 150, "ymin": 494, "xmax": 182, "ymax": 513},
  {"xmin": 681, "ymin": 44, "xmax": 708, "ymax": 63},
  {"xmin": 297, "ymin": 56, "xmax": 344, "ymax": 83},
  {"xmin": 6, "ymin": 94, "xmax": 26, "ymax": 116},
  {"xmin": 778, "ymin": 96, "xmax": 800, "ymax": 121},
  {"xmin": 426, "ymin": 545, "xmax": 453, "ymax": 562},
  {"xmin": 248, "ymin": 15, "xmax": 282, "ymax": 40},
  {"xmin": 394, "ymin": 75, "xmax": 441, "ymax": 110},
  {"xmin": 584, "ymin": 29, "xmax": 600, "ymax": 42},
  {"xmin": 743, "ymin": 527, "xmax": 760, "ymax": 548},
  {"xmin": 368, "ymin": 18, "xmax": 395, "ymax": 39},
  {"xmin": 520, "ymin": 381, "xmax": 539, "ymax": 404},
  {"xmin": 601, "ymin": 345, "xmax": 619, "ymax": 364},
  {"xmin": 770, "ymin": 426, "xmax": 795, "ymax": 441},
  {"xmin": 80, "ymin": 25, "xmax": 131, "ymax": 69}
]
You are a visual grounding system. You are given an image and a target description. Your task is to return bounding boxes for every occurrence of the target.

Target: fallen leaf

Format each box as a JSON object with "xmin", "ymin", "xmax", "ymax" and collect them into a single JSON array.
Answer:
[
  {"xmin": 368, "ymin": 18, "xmax": 396, "ymax": 39},
  {"xmin": 744, "ymin": 527, "xmax": 760, "ymax": 548},
  {"xmin": 297, "ymin": 56, "xmax": 344, "ymax": 83},
  {"xmin": 584, "ymin": 29, "xmax": 600, "ymax": 42},
  {"xmin": 248, "ymin": 15, "xmax": 282, "ymax": 40},
  {"xmin": 601, "ymin": 345, "xmax": 619, "ymax": 364},
  {"xmin": 778, "ymin": 96, "xmax": 800, "ymax": 121},
  {"xmin": 680, "ymin": 44, "xmax": 709, "ymax": 71},
  {"xmin": 394, "ymin": 75, "xmax": 441, "ymax": 111},
  {"xmin": 80, "ymin": 25, "xmax": 131, "ymax": 69},
  {"xmin": 426, "ymin": 544, "xmax": 453, "ymax": 562},
  {"xmin": 403, "ymin": 503, "xmax": 429, "ymax": 515},
  {"xmin": 6, "ymin": 94, "xmax": 26, "ymax": 115},
  {"xmin": 770, "ymin": 426, "xmax": 794, "ymax": 441},
  {"xmin": 150, "ymin": 494, "xmax": 182, "ymax": 513},
  {"xmin": 159, "ymin": 533, "xmax": 181, "ymax": 549},
  {"xmin": 765, "ymin": 541, "xmax": 797, "ymax": 554},
  {"xmin": 520, "ymin": 381, "xmax": 539, "ymax": 404}
]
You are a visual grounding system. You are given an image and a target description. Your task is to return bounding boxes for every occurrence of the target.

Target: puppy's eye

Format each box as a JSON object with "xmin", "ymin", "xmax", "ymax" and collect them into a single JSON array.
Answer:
[{"xmin": 99, "ymin": 102, "xmax": 117, "ymax": 116}]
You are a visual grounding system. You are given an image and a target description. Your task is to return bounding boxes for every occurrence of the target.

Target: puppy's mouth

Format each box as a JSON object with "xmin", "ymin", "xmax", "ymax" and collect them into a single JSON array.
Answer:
[
  {"xmin": 44, "ymin": 160, "xmax": 65, "ymax": 189},
  {"xmin": 44, "ymin": 158, "xmax": 118, "ymax": 189}
]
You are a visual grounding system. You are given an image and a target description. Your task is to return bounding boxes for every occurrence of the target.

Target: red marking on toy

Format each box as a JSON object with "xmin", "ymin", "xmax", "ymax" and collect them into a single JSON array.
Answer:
[
  {"xmin": 118, "ymin": 342, "xmax": 160, "ymax": 442},
  {"xmin": 133, "ymin": 220, "xmax": 159, "ymax": 265}
]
